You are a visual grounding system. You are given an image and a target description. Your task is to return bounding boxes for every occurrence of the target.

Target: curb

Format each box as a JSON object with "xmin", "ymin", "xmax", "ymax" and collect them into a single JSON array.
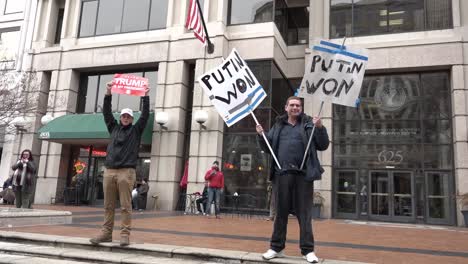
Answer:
[{"xmin": 0, "ymin": 231, "xmax": 369, "ymax": 264}]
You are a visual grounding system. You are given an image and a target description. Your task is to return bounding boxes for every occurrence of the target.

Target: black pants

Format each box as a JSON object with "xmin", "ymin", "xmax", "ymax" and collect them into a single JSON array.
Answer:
[
  {"xmin": 196, "ymin": 197, "xmax": 207, "ymax": 212},
  {"xmin": 13, "ymin": 185, "xmax": 32, "ymax": 209},
  {"xmin": 270, "ymin": 173, "xmax": 314, "ymax": 255}
]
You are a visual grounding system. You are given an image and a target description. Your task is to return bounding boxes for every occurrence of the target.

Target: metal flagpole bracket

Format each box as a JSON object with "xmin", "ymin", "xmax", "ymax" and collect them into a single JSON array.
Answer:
[{"xmin": 195, "ymin": 0, "xmax": 214, "ymax": 54}]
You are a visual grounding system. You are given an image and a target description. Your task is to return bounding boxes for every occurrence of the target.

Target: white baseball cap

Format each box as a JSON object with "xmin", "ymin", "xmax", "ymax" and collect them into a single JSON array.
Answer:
[{"xmin": 120, "ymin": 108, "xmax": 134, "ymax": 117}]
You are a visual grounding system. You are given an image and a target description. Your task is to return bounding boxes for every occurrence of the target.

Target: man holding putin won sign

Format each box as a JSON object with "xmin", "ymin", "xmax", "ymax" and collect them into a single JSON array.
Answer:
[{"xmin": 256, "ymin": 96, "xmax": 329, "ymax": 263}]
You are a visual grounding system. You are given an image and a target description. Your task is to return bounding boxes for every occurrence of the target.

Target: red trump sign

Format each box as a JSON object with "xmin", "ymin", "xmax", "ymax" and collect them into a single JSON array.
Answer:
[{"xmin": 112, "ymin": 74, "xmax": 148, "ymax": 96}]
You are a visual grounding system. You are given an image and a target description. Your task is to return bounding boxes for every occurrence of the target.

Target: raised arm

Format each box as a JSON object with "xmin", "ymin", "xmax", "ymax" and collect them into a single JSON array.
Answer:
[
  {"xmin": 103, "ymin": 81, "xmax": 117, "ymax": 133},
  {"xmin": 135, "ymin": 88, "xmax": 150, "ymax": 133}
]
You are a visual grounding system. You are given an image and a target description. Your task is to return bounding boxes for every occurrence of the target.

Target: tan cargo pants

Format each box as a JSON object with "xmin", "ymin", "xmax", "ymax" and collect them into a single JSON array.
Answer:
[{"xmin": 101, "ymin": 168, "xmax": 136, "ymax": 236}]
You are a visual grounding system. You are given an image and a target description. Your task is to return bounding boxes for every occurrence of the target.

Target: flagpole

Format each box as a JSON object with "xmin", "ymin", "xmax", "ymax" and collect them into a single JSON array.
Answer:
[
  {"xmin": 299, "ymin": 101, "xmax": 324, "ymax": 170},
  {"xmin": 195, "ymin": 0, "xmax": 214, "ymax": 54},
  {"xmin": 250, "ymin": 110, "xmax": 282, "ymax": 170}
]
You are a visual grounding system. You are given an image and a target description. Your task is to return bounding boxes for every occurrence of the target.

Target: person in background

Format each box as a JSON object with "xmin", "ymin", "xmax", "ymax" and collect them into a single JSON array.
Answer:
[
  {"xmin": 196, "ymin": 181, "xmax": 208, "ymax": 215},
  {"xmin": 204, "ymin": 161, "xmax": 224, "ymax": 218},
  {"xmin": 11, "ymin": 149, "xmax": 36, "ymax": 209},
  {"xmin": 135, "ymin": 178, "xmax": 149, "ymax": 211}
]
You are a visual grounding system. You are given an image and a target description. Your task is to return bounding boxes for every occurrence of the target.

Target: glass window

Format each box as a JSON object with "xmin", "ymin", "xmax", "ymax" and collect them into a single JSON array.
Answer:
[
  {"xmin": 330, "ymin": 0, "xmax": 452, "ymax": 38},
  {"xmin": 274, "ymin": 0, "xmax": 309, "ymax": 45},
  {"xmin": 79, "ymin": 70, "xmax": 157, "ymax": 113},
  {"xmin": 0, "ymin": 29, "xmax": 20, "ymax": 61},
  {"xmin": 149, "ymin": 0, "xmax": 168, "ymax": 29},
  {"xmin": 122, "ymin": 0, "xmax": 151, "ymax": 32},
  {"xmin": 54, "ymin": 8, "xmax": 65, "ymax": 44},
  {"xmin": 222, "ymin": 134, "xmax": 270, "ymax": 209},
  {"xmin": 96, "ymin": 0, "xmax": 124, "ymax": 35},
  {"xmin": 229, "ymin": 0, "xmax": 273, "ymax": 25},
  {"xmin": 271, "ymin": 62, "xmax": 294, "ymax": 113},
  {"xmin": 422, "ymin": 72, "xmax": 450, "ymax": 119},
  {"xmin": 4, "ymin": 0, "xmax": 24, "ymax": 14},
  {"xmin": 79, "ymin": 1, "xmax": 98, "ymax": 37},
  {"xmin": 79, "ymin": 0, "xmax": 168, "ymax": 37},
  {"xmin": 330, "ymin": 0, "xmax": 352, "ymax": 38},
  {"xmin": 249, "ymin": 60, "xmax": 272, "ymax": 108},
  {"xmin": 144, "ymin": 71, "xmax": 158, "ymax": 107},
  {"xmin": 84, "ymin": 75, "xmax": 99, "ymax": 113}
]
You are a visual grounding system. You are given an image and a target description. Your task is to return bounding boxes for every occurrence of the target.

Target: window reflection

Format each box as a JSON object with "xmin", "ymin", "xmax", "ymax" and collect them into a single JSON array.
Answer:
[
  {"xmin": 330, "ymin": 0, "xmax": 452, "ymax": 38},
  {"xmin": 96, "ymin": 0, "xmax": 124, "ymax": 35},
  {"xmin": 79, "ymin": 0, "xmax": 168, "ymax": 37},
  {"xmin": 4, "ymin": 0, "xmax": 24, "ymax": 14},
  {"xmin": 229, "ymin": 0, "xmax": 273, "ymax": 25},
  {"xmin": 0, "ymin": 29, "xmax": 20, "ymax": 61},
  {"xmin": 79, "ymin": 1, "xmax": 98, "ymax": 37},
  {"xmin": 122, "ymin": 0, "xmax": 151, "ymax": 32}
]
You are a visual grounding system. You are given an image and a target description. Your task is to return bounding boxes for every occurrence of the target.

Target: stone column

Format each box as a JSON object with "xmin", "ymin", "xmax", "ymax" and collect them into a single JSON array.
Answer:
[
  {"xmin": 149, "ymin": 61, "xmax": 191, "ymax": 210},
  {"xmin": 186, "ymin": 57, "xmax": 225, "ymax": 196},
  {"xmin": 307, "ymin": 0, "xmax": 333, "ymax": 218},
  {"xmin": 35, "ymin": 69, "xmax": 79, "ymax": 204}
]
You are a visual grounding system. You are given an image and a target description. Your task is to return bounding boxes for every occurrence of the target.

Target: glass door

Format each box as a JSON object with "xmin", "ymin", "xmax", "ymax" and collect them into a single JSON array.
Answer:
[
  {"xmin": 370, "ymin": 171, "xmax": 390, "ymax": 219},
  {"xmin": 393, "ymin": 171, "xmax": 415, "ymax": 221},
  {"xmin": 335, "ymin": 170, "xmax": 358, "ymax": 218},
  {"xmin": 369, "ymin": 170, "xmax": 415, "ymax": 222},
  {"xmin": 425, "ymin": 171, "xmax": 451, "ymax": 225},
  {"xmin": 89, "ymin": 158, "xmax": 106, "ymax": 206}
]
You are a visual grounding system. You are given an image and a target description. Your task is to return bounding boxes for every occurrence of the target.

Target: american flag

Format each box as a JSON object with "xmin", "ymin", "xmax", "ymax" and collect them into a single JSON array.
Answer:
[{"xmin": 185, "ymin": 0, "xmax": 206, "ymax": 45}]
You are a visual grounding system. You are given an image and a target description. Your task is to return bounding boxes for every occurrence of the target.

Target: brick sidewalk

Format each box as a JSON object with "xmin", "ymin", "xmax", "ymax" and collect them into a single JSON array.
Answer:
[{"xmin": 1, "ymin": 204, "xmax": 467, "ymax": 264}]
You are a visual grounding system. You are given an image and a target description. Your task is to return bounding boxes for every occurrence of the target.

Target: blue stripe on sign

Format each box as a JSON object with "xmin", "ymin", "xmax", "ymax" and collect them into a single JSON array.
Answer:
[
  {"xmin": 248, "ymin": 85, "xmax": 264, "ymax": 98},
  {"xmin": 313, "ymin": 46, "xmax": 368, "ymax": 61},
  {"xmin": 319, "ymin": 40, "xmax": 346, "ymax": 50},
  {"xmin": 226, "ymin": 87, "xmax": 265, "ymax": 125}
]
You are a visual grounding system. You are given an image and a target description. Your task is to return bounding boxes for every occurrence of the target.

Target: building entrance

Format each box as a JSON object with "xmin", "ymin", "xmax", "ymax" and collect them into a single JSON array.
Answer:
[{"xmin": 332, "ymin": 72, "xmax": 455, "ymax": 225}]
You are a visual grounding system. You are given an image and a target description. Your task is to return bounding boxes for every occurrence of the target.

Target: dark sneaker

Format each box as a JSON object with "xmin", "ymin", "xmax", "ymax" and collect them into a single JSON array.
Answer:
[
  {"xmin": 89, "ymin": 233, "xmax": 112, "ymax": 245},
  {"xmin": 120, "ymin": 235, "xmax": 130, "ymax": 246}
]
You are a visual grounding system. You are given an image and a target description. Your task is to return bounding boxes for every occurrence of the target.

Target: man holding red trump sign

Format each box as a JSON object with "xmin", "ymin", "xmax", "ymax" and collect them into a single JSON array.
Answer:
[{"xmin": 90, "ymin": 79, "xmax": 150, "ymax": 247}]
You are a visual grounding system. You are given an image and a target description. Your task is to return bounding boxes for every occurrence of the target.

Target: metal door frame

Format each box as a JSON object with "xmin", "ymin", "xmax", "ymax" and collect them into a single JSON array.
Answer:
[
  {"xmin": 369, "ymin": 170, "xmax": 416, "ymax": 223},
  {"xmin": 334, "ymin": 169, "xmax": 359, "ymax": 219},
  {"xmin": 424, "ymin": 171, "xmax": 453, "ymax": 225}
]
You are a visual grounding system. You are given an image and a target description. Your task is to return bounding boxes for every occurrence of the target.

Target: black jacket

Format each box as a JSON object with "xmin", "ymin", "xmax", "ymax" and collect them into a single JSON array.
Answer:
[
  {"xmin": 11, "ymin": 160, "xmax": 36, "ymax": 187},
  {"xmin": 259, "ymin": 113, "xmax": 329, "ymax": 181},
  {"xmin": 103, "ymin": 95, "xmax": 149, "ymax": 169}
]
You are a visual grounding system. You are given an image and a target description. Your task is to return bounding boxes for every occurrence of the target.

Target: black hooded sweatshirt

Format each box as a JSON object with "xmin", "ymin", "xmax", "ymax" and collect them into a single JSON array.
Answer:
[{"xmin": 103, "ymin": 94, "xmax": 149, "ymax": 169}]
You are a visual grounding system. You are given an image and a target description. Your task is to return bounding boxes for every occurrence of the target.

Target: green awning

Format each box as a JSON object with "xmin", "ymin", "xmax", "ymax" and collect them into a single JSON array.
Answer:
[{"xmin": 38, "ymin": 112, "xmax": 154, "ymax": 145}]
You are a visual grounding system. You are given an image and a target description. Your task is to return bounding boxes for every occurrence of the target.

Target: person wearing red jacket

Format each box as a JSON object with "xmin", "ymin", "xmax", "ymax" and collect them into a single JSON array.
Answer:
[{"xmin": 204, "ymin": 161, "xmax": 224, "ymax": 218}]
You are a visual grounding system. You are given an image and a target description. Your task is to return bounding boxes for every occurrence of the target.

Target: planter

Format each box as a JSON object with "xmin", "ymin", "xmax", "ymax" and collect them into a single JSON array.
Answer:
[
  {"xmin": 312, "ymin": 204, "xmax": 322, "ymax": 219},
  {"xmin": 462, "ymin": 210, "xmax": 468, "ymax": 227}
]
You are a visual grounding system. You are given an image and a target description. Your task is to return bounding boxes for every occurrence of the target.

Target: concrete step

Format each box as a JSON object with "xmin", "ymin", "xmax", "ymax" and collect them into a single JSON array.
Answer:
[
  {"xmin": 0, "ymin": 252, "xmax": 93, "ymax": 264},
  {"xmin": 0, "ymin": 241, "xmax": 214, "ymax": 264},
  {"xmin": 0, "ymin": 231, "xmax": 369, "ymax": 264}
]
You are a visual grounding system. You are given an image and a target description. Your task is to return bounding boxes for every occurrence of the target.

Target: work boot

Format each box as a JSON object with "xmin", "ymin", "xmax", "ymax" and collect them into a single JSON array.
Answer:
[
  {"xmin": 89, "ymin": 233, "xmax": 112, "ymax": 245},
  {"xmin": 120, "ymin": 235, "xmax": 130, "ymax": 246}
]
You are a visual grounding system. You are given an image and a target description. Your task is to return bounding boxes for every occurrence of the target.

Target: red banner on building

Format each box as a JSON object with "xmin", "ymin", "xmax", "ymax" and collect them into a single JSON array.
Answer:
[{"xmin": 112, "ymin": 74, "xmax": 148, "ymax": 96}]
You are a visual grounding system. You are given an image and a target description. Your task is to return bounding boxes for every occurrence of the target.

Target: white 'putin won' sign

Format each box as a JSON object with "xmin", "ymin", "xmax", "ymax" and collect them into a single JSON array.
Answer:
[
  {"xmin": 298, "ymin": 40, "xmax": 368, "ymax": 107},
  {"xmin": 198, "ymin": 49, "xmax": 266, "ymax": 127}
]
